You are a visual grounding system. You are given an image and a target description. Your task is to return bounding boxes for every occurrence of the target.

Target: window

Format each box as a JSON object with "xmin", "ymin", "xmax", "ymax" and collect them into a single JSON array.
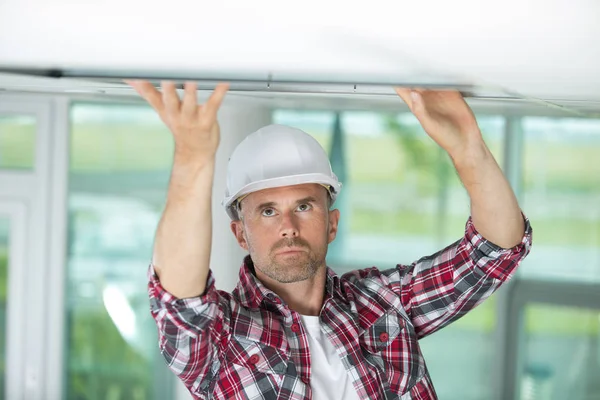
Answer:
[
  {"xmin": 342, "ymin": 112, "xmax": 504, "ymax": 266},
  {"xmin": 0, "ymin": 115, "xmax": 36, "ymax": 170},
  {"xmin": 519, "ymin": 303, "xmax": 600, "ymax": 400},
  {"xmin": 520, "ymin": 117, "xmax": 600, "ymax": 283},
  {"xmin": 66, "ymin": 103, "xmax": 175, "ymax": 400}
]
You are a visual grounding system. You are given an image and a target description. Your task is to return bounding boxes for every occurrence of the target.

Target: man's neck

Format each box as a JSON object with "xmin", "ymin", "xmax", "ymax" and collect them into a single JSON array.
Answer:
[{"xmin": 255, "ymin": 268, "xmax": 327, "ymax": 316}]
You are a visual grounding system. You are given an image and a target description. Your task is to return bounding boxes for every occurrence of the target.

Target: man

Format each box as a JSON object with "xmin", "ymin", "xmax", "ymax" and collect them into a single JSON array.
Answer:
[{"xmin": 129, "ymin": 80, "xmax": 532, "ymax": 399}]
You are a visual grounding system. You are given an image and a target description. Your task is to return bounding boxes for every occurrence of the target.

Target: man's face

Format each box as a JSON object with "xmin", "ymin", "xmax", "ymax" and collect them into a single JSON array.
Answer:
[{"xmin": 230, "ymin": 183, "xmax": 340, "ymax": 284}]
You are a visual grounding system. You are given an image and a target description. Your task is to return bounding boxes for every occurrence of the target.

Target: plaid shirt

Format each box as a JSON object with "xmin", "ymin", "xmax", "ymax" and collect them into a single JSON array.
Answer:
[{"xmin": 148, "ymin": 216, "xmax": 532, "ymax": 400}]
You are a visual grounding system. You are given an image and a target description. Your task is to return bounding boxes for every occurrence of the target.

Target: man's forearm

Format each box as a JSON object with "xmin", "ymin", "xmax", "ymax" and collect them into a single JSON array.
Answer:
[
  {"xmin": 451, "ymin": 139, "xmax": 525, "ymax": 249},
  {"xmin": 152, "ymin": 155, "xmax": 216, "ymax": 298}
]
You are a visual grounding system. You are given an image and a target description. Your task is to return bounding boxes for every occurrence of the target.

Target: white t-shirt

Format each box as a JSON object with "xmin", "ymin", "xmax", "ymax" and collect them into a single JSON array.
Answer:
[{"xmin": 299, "ymin": 314, "xmax": 362, "ymax": 400}]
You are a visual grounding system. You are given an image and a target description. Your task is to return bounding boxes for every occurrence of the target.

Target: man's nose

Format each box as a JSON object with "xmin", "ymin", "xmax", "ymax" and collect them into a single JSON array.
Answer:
[{"xmin": 279, "ymin": 211, "xmax": 299, "ymax": 238}]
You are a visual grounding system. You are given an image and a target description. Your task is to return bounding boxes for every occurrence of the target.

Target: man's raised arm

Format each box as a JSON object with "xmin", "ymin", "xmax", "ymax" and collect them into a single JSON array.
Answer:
[
  {"xmin": 128, "ymin": 80, "xmax": 229, "ymax": 298},
  {"xmin": 384, "ymin": 88, "xmax": 531, "ymax": 338}
]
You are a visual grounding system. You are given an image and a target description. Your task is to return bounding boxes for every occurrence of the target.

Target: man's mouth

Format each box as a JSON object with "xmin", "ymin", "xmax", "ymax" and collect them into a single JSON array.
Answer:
[{"xmin": 275, "ymin": 247, "xmax": 306, "ymax": 255}]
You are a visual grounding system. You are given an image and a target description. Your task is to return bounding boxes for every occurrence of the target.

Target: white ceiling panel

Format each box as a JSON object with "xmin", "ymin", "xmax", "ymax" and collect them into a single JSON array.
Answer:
[{"xmin": 0, "ymin": 0, "xmax": 599, "ymax": 111}]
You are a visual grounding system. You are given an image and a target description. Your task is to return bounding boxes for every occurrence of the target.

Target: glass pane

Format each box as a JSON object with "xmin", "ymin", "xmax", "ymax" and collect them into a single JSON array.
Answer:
[
  {"xmin": 520, "ymin": 303, "xmax": 600, "ymax": 400},
  {"xmin": 66, "ymin": 103, "xmax": 175, "ymax": 400},
  {"xmin": 272, "ymin": 110, "xmax": 335, "ymax": 153},
  {"xmin": 0, "ymin": 115, "xmax": 36, "ymax": 170},
  {"xmin": 521, "ymin": 117, "xmax": 600, "ymax": 283},
  {"xmin": 0, "ymin": 218, "xmax": 9, "ymax": 399},
  {"xmin": 342, "ymin": 112, "xmax": 504, "ymax": 266},
  {"xmin": 273, "ymin": 110, "xmax": 505, "ymax": 400}
]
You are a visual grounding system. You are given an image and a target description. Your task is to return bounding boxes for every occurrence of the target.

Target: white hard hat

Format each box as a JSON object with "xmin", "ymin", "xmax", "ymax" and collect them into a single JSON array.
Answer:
[{"xmin": 222, "ymin": 124, "xmax": 342, "ymax": 220}]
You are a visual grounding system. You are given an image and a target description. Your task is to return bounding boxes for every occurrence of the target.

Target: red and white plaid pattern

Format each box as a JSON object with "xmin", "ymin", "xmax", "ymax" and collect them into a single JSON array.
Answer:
[{"xmin": 148, "ymin": 215, "xmax": 532, "ymax": 399}]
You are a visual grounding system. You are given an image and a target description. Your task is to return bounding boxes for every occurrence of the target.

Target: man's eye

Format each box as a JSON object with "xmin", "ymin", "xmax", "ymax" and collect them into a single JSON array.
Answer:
[
  {"xmin": 262, "ymin": 208, "xmax": 275, "ymax": 217},
  {"xmin": 297, "ymin": 203, "xmax": 312, "ymax": 212}
]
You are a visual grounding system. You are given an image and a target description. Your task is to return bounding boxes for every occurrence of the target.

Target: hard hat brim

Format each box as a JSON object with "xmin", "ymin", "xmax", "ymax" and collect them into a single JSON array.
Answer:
[{"xmin": 222, "ymin": 173, "xmax": 342, "ymax": 220}]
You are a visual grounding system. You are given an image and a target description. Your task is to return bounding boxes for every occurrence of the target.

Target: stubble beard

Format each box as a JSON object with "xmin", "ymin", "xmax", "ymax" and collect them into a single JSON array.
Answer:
[{"xmin": 250, "ymin": 238, "xmax": 324, "ymax": 284}]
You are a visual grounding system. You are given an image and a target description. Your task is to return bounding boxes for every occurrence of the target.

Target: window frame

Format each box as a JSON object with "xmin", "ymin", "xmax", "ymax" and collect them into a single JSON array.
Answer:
[{"xmin": 0, "ymin": 96, "xmax": 60, "ymax": 399}]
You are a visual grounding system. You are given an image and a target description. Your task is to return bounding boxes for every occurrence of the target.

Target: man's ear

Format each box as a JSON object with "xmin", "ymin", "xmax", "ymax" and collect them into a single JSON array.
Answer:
[
  {"xmin": 230, "ymin": 220, "xmax": 249, "ymax": 251},
  {"xmin": 327, "ymin": 209, "xmax": 340, "ymax": 244}
]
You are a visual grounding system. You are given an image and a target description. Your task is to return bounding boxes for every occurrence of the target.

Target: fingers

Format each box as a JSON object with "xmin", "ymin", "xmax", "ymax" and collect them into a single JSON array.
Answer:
[
  {"xmin": 126, "ymin": 80, "xmax": 164, "ymax": 112},
  {"xmin": 408, "ymin": 91, "xmax": 426, "ymax": 117},
  {"xmin": 181, "ymin": 81, "xmax": 198, "ymax": 118},
  {"xmin": 127, "ymin": 79, "xmax": 229, "ymax": 127},
  {"xmin": 395, "ymin": 87, "xmax": 425, "ymax": 117},
  {"xmin": 161, "ymin": 81, "xmax": 181, "ymax": 115},
  {"xmin": 394, "ymin": 87, "xmax": 414, "ymax": 109},
  {"xmin": 203, "ymin": 83, "xmax": 230, "ymax": 118}
]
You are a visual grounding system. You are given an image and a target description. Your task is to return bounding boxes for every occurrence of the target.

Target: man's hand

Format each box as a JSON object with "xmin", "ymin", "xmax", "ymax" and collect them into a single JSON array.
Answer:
[
  {"xmin": 395, "ymin": 87, "xmax": 526, "ymax": 249},
  {"xmin": 395, "ymin": 88, "xmax": 482, "ymax": 161},
  {"xmin": 126, "ymin": 80, "xmax": 229, "ymax": 164}
]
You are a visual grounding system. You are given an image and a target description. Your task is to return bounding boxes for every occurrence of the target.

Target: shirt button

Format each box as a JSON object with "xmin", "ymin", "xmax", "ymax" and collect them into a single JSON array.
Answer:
[
  {"xmin": 291, "ymin": 323, "xmax": 301, "ymax": 333},
  {"xmin": 249, "ymin": 354, "xmax": 260, "ymax": 364},
  {"xmin": 379, "ymin": 332, "xmax": 389, "ymax": 342}
]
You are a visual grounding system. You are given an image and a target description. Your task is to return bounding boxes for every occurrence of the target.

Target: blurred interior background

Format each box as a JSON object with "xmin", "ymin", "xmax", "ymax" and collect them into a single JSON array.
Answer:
[{"xmin": 0, "ymin": 92, "xmax": 598, "ymax": 400}]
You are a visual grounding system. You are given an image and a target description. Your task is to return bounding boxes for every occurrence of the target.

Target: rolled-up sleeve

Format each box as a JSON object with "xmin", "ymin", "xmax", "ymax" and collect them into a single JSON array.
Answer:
[
  {"xmin": 387, "ymin": 213, "xmax": 532, "ymax": 338},
  {"xmin": 147, "ymin": 266, "xmax": 229, "ymax": 395}
]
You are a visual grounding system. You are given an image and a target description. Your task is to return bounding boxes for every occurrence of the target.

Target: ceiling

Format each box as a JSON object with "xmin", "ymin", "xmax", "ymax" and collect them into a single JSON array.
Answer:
[{"xmin": 0, "ymin": 0, "xmax": 599, "ymax": 116}]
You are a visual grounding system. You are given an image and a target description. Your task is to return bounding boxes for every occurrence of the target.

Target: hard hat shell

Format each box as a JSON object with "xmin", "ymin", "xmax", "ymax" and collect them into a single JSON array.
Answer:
[{"xmin": 222, "ymin": 124, "xmax": 342, "ymax": 220}]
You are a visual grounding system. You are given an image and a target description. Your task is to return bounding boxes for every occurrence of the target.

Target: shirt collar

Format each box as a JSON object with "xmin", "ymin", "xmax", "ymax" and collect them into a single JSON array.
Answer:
[
  {"xmin": 233, "ymin": 255, "xmax": 344, "ymax": 310},
  {"xmin": 233, "ymin": 255, "xmax": 275, "ymax": 309}
]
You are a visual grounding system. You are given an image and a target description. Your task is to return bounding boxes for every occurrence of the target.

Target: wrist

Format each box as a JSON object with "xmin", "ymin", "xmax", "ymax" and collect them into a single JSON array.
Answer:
[
  {"xmin": 171, "ymin": 152, "xmax": 215, "ymax": 188},
  {"xmin": 173, "ymin": 149, "xmax": 216, "ymax": 170},
  {"xmin": 448, "ymin": 138, "xmax": 491, "ymax": 171}
]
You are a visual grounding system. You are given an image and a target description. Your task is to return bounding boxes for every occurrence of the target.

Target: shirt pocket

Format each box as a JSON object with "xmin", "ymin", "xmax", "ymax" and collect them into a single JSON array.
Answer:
[
  {"xmin": 226, "ymin": 334, "xmax": 289, "ymax": 375},
  {"xmin": 360, "ymin": 310, "xmax": 426, "ymax": 396}
]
